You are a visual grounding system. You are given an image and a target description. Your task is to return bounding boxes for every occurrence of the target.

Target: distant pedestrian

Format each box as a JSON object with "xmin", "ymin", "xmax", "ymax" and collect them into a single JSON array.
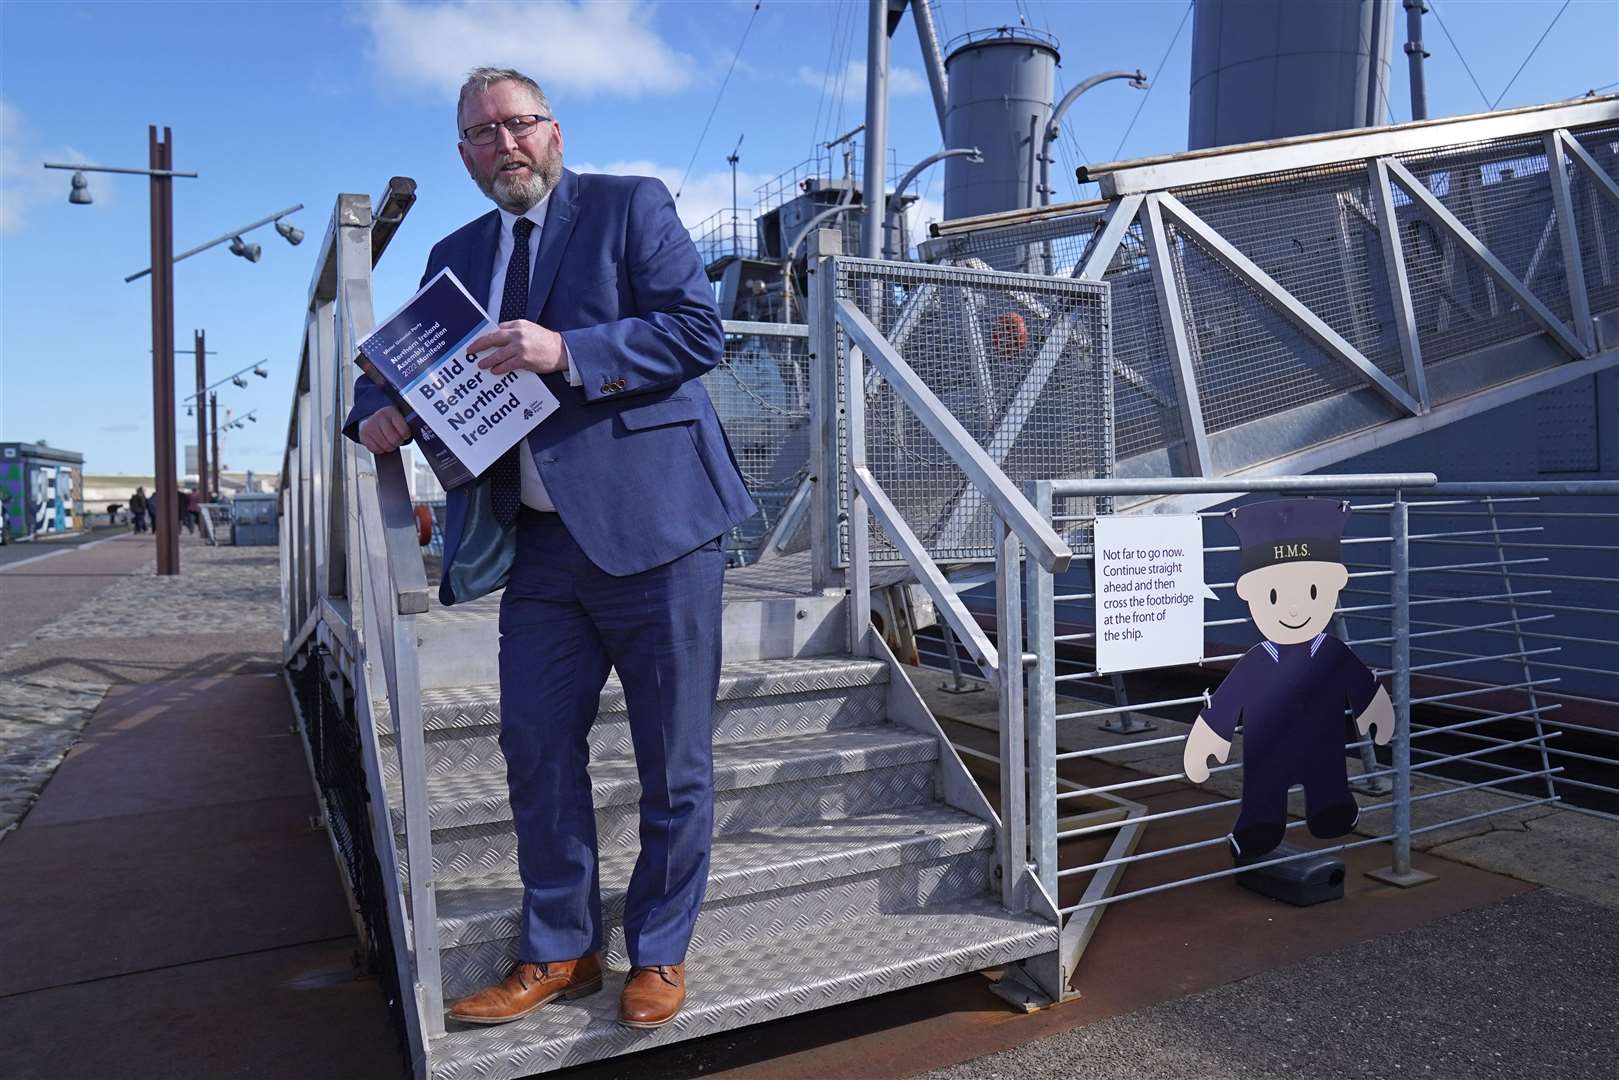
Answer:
[
  {"xmin": 179, "ymin": 489, "xmax": 197, "ymax": 535},
  {"xmin": 130, "ymin": 487, "xmax": 149, "ymax": 534}
]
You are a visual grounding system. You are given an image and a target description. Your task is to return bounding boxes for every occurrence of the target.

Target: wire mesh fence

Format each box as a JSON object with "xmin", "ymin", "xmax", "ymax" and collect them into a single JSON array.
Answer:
[
  {"xmin": 1394, "ymin": 135, "xmax": 1570, "ymax": 364},
  {"xmin": 1173, "ymin": 162, "xmax": 1408, "ymax": 389},
  {"xmin": 828, "ymin": 257, "xmax": 1112, "ymax": 565},
  {"xmin": 701, "ymin": 324, "xmax": 812, "ymax": 564},
  {"xmin": 1571, "ymin": 123, "xmax": 1619, "ymax": 316}
]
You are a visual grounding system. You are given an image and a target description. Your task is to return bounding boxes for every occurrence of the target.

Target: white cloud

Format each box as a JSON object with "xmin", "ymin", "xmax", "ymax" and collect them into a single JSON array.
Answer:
[
  {"xmin": 797, "ymin": 61, "xmax": 930, "ymax": 110},
  {"xmin": 356, "ymin": 0, "xmax": 693, "ymax": 100},
  {"xmin": 574, "ymin": 159, "xmax": 773, "ymax": 233},
  {"xmin": 0, "ymin": 100, "xmax": 109, "ymax": 234}
]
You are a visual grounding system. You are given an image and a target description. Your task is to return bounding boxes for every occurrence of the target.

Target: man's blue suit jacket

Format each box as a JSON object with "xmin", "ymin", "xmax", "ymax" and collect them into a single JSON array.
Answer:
[{"xmin": 343, "ymin": 169, "xmax": 757, "ymax": 605}]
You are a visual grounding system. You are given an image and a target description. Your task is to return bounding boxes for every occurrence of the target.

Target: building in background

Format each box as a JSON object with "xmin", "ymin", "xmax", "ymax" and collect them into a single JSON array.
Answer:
[{"xmin": 0, "ymin": 441, "xmax": 85, "ymax": 541}]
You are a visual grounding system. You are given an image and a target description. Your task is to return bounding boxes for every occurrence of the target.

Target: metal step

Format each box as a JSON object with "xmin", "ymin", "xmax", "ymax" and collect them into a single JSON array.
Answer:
[
  {"xmin": 435, "ymin": 805, "xmax": 996, "ymax": 999},
  {"xmin": 400, "ymin": 726, "xmax": 942, "ymax": 880},
  {"xmin": 375, "ymin": 657, "xmax": 890, "ymax": 781},
  {"xmin": 427, "ymin": 897, "xmax": 1058, "ymax": 1080},
  {"xmin": 414, "ymin": 591, "xmax": 847, "ymax": 690}
]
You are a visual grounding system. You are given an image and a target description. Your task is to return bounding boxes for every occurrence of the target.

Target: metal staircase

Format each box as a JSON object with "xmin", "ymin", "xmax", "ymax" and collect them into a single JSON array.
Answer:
[
  {"xmin": 378, "ymin": 652, "xmax": 1053, "ymax": 1078},
  {"xmin": 278, "ymin": 98, "xmax": 1619, "ymax": 1080},
  {"xmin": 278, "ymin": 179, "xmax": 1064, "ymax": 1079}
]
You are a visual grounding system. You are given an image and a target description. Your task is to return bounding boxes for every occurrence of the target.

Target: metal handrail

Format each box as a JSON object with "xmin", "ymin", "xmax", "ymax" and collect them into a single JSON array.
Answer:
[{"xmin": 834, "ymin": 296, "xmax": 1072, "ymax": 573}]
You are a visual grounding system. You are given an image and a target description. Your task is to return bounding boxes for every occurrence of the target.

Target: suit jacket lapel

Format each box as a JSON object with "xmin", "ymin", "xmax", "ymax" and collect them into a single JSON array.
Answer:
[
  {"xmin": 459, "ymin": 210, "xmax": 502, "ymax": 316},
  {"xmin": 526, "ymin": 168, "xmax": 579, "ymax": 323}
]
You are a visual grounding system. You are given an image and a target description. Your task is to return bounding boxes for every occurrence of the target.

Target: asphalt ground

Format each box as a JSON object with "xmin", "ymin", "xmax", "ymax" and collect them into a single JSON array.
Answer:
[
  {"xmin": 0, "ymin": 524, "xmax": 132, "ymax": 568},
  {"xmin": 917, "ymin": 887, "xmax": 1616, "ymax": 1080}
]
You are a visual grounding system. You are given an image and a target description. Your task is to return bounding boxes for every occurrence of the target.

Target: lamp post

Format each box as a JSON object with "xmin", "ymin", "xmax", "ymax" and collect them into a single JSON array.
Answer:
[
  {"xmin": 211, "ymin": 393, "xmax": 220, "ymax": 498},
  {"xmin": 194, "ymin": 331, "xmax": 208, "ymax": 502},
  {"xmin": 125, "ymin": 203, "xmax": 304, "ymax": 282},
  {"xmin": 45, "ymin": 129, "xmax": 199, "ymax": 575},
  {"xmin": 186, "ymin": 362, "xmax": 268, "ymax": 498}
]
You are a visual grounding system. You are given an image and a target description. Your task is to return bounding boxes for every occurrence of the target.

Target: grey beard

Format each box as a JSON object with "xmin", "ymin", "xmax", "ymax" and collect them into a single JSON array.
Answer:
[{"xmin": 479, "ymin": 151, "xmax": 563, "ymax": 214}]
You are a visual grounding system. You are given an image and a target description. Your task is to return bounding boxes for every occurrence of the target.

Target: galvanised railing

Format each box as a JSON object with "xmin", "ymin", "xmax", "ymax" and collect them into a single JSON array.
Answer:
[
  {"xmin": 1006, "ymin": 475, "xmax": 1618, "ymax": 997},
  {"xmin": 921, "ymin": 97, "xmax": 1619, "ymax": 483}
]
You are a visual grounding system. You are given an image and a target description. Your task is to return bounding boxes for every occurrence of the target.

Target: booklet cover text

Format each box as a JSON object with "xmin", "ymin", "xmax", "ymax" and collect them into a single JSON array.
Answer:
[{"xmin": 355, "ymin": 267, "xmax": 560, "ymax": 490}]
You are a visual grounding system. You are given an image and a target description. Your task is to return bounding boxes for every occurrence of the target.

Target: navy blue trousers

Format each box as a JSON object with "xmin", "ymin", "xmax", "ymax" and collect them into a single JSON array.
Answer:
[{"xmin": 497, "ymin": 510, "xmax": 723, "ymax": 967}]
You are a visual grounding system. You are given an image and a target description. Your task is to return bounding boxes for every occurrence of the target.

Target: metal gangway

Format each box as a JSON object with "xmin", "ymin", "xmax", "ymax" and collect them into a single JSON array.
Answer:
[
  {"xmin": 921, "ymin": 96, "xmax": 1619, "ymax": 484},
  {"xmin": 276, "ymin": 98, "xmax": 1619, "ymax": 1080}
]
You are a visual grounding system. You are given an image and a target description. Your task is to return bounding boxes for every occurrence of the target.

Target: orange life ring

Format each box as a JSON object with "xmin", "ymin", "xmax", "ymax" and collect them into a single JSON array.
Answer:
[{"xmin": 415, "ymin": 504, "xmax": 434, "ymax": 546}]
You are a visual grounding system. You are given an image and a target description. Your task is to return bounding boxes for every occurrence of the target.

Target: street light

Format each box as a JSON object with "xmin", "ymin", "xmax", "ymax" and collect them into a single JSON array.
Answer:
[
  {"xmin": 184, "ymin": 361, "xmax": 269, "ymax": 499},
  {"xmin": 124, "ymin": 203, "xmax": 305, "ymax": 282},
  {"xmin": 45, "ymin": 135, "xmax": 200, "ymax": 576}
]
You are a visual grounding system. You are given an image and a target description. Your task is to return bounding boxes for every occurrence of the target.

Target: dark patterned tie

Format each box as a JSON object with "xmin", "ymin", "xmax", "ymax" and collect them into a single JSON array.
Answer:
[{"xmin": 490, "ymin": 217, "xmax": 535, "ymax": 527}]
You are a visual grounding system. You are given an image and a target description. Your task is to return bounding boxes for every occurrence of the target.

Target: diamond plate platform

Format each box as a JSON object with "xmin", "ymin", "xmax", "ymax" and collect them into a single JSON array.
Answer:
[
  {"xmin": 376, "ymin": 657, "xmax": 889, "ymax": 737},
  {"xmin": 413, "ymin": 573, "xmax": 853, "ymax": 689},
  {"xmin": 390, "ymin": 727, "xmax": 939, "ymax": 835},
  {"xmin": 428, "ymin": 898, "xmax": 1058, "ymax": 1080},
  {"xmin": 436, "ymin": 806, "xmax": 997, "ymax": 996},
  {"xmin": 375, "ymin": 658, "xmax": 893, "ymax": 783}
]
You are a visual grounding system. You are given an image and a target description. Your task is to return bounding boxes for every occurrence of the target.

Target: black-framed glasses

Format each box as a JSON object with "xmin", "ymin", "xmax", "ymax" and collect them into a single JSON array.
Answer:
[{"xmin": 462, "ymin": 114, "xmax": 552, "ymax": 147}]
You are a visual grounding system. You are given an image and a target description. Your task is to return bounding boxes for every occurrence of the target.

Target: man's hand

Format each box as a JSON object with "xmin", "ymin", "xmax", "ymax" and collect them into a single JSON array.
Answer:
[
  {"xmin": 1183, "ymin": 714, "xmax": 1232, "ymax": 784},
  {"xmin": 1356, "ymin": 685, "xmax": 1395, "ymax": 747},
  {"xmin": 358, "ymin": 406, "xmax": 413, "ymax": 455},
  {"xmin": 468, "ymin": 319, "xmax": 567, "ymax": 377}
]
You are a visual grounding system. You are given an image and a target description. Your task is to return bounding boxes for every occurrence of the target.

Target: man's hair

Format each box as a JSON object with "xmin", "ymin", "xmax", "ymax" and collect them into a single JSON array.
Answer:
[{"xmin": 457, "ymin": 67, "xmax": 553, "ymax": 135}]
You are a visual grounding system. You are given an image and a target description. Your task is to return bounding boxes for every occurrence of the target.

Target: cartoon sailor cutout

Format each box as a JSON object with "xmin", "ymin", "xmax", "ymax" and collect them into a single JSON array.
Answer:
[{"xmin": 1183, "ymin": 498, "xmax": 1395, "ymax": 861}]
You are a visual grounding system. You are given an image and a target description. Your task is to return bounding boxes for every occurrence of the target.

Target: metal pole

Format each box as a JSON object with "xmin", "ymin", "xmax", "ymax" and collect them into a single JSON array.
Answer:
[
  {"xmin": 1485, "ymin": 497, "xmax": 1557, "ymax": 801},
  {"xmin": 1404, "ymin": 1, "xmax": 1429, "ymax": 122},
  {"xmin": 1370, "ymin": 491, "xmax": 1436, "ymax": 887},
  {"xmin": 149, "ymin": 126, "xmax": 179, "ymax": 575},
  {"xmin": 861, "ymin": 0, "xmax": 889, "ymax": 264},
  {"xmin": 728, "ymin": 135, "xmax": 741, "ymax": 258},
  {"xmin": 1391, "ymin": 493, "xmax": 1413, "ymax": 874},
  {"xmin": 210, "ymin": 392, "xmax": 221, "ymax": 498},
  {"xmin": 996, "ymin": 515, "xmax": 1027, "ymax": 911},
  {"xmin": 909, "ymin": 0, "xmax": 949, "ymax": 143},
  {"xmin": 1025, "ymin": 481, "xmax": 1058, "ymax": 901},
  {"xmin": 194, "ymin": 330, "xmax": 208, "ymax": 503}
]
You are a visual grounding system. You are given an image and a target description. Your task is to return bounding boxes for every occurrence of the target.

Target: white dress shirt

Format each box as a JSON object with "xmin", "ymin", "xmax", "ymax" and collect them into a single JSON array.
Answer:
[{"xmin": 489, "ymin": 198, "xmax": 580, "ymax": 511}]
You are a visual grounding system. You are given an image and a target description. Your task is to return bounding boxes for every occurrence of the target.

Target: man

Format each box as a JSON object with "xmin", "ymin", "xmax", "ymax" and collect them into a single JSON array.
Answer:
[
  {"xmin": 1183, "ymin": 499, "xmax": 1393, "ymax": 861},
  {"xmin": 130, "ymin": 487, "xmax": 148, "ymax": 534},
  {"xmin": 345, "ymin": 67, "xmax": 755, "ymax": 1029}
]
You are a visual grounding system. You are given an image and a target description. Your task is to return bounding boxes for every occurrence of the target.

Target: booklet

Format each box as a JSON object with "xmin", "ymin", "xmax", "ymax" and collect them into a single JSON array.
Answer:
[{"xmin": 354, "ymin": 267, "xmax": 560, "ymax": 490}]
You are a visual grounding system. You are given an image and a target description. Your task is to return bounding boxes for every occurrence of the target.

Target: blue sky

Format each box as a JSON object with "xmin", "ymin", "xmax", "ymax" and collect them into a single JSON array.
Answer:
[{"xmin": 2, "ymin": 0, "xmax": 1615, "ymax": 476}]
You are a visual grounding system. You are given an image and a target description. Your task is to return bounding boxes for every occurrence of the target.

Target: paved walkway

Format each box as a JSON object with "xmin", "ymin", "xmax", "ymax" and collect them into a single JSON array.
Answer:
[
  {"xmin": 0, "ymin": 534, "xmax": 404, "ymax": 1079},
  {"xmin": 0, "ymin": 533, "xmax": 281, "ymax": 832}
]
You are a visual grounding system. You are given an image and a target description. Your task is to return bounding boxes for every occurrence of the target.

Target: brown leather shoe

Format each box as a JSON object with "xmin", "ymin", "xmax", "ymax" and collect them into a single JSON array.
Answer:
[
  {"xmin": 446, "ymin": 953, "xmax": 603, "ymax": 1025},
  {"xmin": 619, "ymin": 962, "xmax": 685, "ymax": 1028}
]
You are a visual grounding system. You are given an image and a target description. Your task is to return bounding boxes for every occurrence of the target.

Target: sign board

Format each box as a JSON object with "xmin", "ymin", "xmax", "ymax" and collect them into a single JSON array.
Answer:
[{"xmin": 1094, "ymin": 514, "xmax": 1216, "ymax": 674}]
